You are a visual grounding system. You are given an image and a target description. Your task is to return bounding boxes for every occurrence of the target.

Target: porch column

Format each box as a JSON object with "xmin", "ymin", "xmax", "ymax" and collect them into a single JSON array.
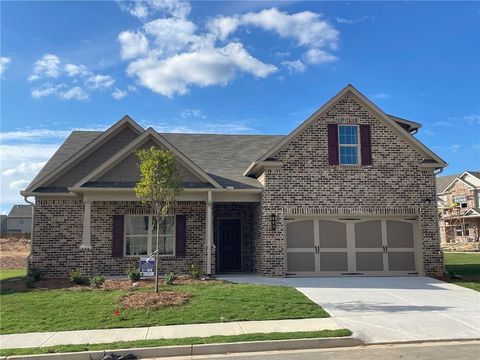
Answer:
[
  {"xmin": 80, "ymin": 200, "xmax": 92, "ymax": 249},
  {"xmin": 206, "ymin": 191, "xmax": 213, "ymax": 275}
]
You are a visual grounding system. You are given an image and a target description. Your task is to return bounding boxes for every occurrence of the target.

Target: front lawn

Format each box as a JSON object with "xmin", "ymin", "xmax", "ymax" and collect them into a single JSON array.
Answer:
[
  {"xmin": 444, "ymin": 252, "xmax": 480, "ymax": 291},
  {"xmin": 0, "ymin": 281, "xmax": 328, "ymax": 334},
  {"xmin": 0, "ymin": 269, "xmax": 26, "ymax": 281}
]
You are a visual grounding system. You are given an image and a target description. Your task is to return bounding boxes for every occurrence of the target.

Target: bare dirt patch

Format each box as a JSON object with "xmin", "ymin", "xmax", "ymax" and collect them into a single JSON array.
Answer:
[
  {"xmin": 120, "ymin": 291, "xmax": 191, "ymax": 309},
  {"xmin": 0, "ymin": 237, "xmax": 30, "ymax": 269}
]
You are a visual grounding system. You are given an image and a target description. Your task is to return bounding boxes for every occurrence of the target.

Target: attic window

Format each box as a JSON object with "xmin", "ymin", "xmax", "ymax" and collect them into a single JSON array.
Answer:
[{"xmin": 338, "ymin": 125, "xmax": 359, "ymax": 165}]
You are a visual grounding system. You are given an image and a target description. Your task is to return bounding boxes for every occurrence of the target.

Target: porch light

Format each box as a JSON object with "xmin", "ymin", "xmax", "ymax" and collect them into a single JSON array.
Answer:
[{"xmin": 270, "ymin": 213, "xmax": 276, "ymax": 231}]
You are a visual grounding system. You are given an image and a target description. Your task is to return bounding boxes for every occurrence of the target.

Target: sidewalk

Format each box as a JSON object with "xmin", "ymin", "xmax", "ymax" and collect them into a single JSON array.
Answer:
[{"xmin": 0, "ymin": 318, "xmax": 342, "ymax": 350}]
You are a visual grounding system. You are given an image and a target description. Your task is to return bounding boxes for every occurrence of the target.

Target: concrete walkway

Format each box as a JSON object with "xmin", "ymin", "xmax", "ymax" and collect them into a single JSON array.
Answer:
[
  {"xmin": 218, "ymin": 275, "xmax": 480, "ymax": 343},
  {"xmin": 0, "ymin": 318, "xmax": 342, "ymax": 350}
]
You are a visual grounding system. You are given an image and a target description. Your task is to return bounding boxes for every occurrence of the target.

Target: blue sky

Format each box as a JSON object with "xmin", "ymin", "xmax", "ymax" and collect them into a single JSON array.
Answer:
[{"xmin": 1, "ymin": 0, "xmax": 479, "ymax": 214}]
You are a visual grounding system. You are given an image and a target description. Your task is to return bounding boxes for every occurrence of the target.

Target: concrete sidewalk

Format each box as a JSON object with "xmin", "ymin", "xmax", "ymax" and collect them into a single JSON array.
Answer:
[{"xmin": 0, "ymin": 318, "xmax": 343, "ymax": 350}]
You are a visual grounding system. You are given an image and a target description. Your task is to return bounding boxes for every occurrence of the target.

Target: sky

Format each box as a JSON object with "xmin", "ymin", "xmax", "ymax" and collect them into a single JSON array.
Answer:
[{"xmin": 1, "ymin": 0, "xmax": 479, "ymax": 214}]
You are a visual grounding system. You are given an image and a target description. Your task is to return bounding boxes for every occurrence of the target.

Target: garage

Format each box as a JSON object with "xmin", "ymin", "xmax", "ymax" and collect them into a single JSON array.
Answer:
[{"xmin": 285, "ymin": 217, "xmax": 420, "ymax": 276}]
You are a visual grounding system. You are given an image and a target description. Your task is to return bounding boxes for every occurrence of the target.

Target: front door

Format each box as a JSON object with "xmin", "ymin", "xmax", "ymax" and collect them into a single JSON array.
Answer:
[{"xmin": 218, "ymin": 219, "xmax": 242, "ymax": 272}]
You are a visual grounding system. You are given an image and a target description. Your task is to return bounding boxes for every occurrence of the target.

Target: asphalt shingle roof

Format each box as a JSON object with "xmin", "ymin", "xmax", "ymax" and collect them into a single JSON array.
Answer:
[
  {"xmin": 29, "ymin": 131, "xmax": 284, "ymax": 190},
  {"xmin": 8, "ymin": 205, "xmax": 33, "ymax": 217},
  {"xmin": 436, "ymin": 171, "xmax": 480, "ymax": 194}
]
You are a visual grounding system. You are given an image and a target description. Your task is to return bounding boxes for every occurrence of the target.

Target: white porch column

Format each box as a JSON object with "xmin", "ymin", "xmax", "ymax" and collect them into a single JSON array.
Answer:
[
  {"xmin": 80, "ymin": 200, "xmax": 92, "ymax": 249},
  {"xmin": 206, "ymin": 191, "xmax": 213, "ymax": 275}
]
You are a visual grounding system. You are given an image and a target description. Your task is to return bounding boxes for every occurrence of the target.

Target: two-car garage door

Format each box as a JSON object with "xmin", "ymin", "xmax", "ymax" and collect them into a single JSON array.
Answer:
[{"xmin": 286, "ymin": 217, "xmax": 420, "ymax": 276}]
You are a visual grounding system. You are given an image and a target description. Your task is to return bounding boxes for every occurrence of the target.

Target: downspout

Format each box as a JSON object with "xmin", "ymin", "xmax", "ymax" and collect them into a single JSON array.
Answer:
[
  {"xmin": 23, "ymin": 196, "xmax": 35, "ymax": 271},
  {"xmin": 432, "ymin": 167, "xmax": 445, "ymax": 274},
  {"xmin": 206, "ymin": 191, "xmax": 213, "ymax": 275}
]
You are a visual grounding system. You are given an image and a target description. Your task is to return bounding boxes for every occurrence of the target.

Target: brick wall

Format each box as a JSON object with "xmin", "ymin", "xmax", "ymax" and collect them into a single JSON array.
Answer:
[
  {"xmin": 30, "ymin": 200, "xmax": 207, "ymax": 278},
  {"xmin": 256, "ymin": 92, "xmax": 442, "ymax": 276}
]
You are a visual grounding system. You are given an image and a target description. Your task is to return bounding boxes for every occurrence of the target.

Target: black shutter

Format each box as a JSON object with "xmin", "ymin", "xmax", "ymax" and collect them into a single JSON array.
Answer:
[
  {"xmin": 327, "ymin": 124, "xmax": 339, "ymax": 165},
  {"xmin": 360, "ymin": 124, "xmax": 372, "ymax": 165},
  {"xmin": 175, "ymin": 215, "xmax": 187, "ymax": 257},
  {"xmin": 112, "ymin": 215, "xmax": 124, "ymax": 258}
]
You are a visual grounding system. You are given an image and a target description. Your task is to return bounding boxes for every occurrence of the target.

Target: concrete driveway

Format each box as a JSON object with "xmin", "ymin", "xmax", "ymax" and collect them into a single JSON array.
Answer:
[{"xmin": 218, "ymin": 275, "xmax": 480, "ymax": 343}]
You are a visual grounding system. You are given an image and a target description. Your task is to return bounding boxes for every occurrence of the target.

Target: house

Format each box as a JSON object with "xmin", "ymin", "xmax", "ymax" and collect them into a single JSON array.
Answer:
[
  {"xmin": 21, "ymin": 85, "xmax": 447, "ymax": 278},
  {"xmin": 437, "ymin": 171, "xmax": 480, "ymax": 245},
  {"xmin": 6, "ymin": 205, "xmax": 33, "ymax": 235},
  {"xmin": 0, "ymin": 215, "xmax": 7, "ymax": 236}
]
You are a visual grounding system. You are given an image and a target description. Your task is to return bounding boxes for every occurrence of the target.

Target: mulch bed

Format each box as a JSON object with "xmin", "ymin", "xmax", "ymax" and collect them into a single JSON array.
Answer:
[
  {"xmin": 120, "ymin": 291, "xmax": 191, "ymax": 309},
  {"xmin": 1, "ymin": 276, "xmax": 222, "ymax": 292}
]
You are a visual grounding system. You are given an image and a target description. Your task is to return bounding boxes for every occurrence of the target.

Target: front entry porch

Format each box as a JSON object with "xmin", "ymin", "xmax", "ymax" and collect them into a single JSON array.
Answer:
[{"xmin": 213, "ymin": 203, "xmax": 258, "ymax": 274}]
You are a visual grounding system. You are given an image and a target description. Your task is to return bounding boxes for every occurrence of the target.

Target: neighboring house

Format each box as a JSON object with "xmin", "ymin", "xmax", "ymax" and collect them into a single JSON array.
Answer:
[
  {"xmin": 437, "ymin": 171, "xmax": 480, "ymax": 244},
  {"xmin": 21, "ymin": 85, "xmax": 447, "ymax": 278},
  {"xmin": 0, "ymin": 215, "xmax": 7, "ymax": 236},
  {"xmin": 7, "ymin": 205, "xmax": 33, "ymax": 235}
]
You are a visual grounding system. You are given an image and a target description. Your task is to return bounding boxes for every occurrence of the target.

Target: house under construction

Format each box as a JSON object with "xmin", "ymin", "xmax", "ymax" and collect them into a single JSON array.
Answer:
[{"xmin": 437, "ymin": 171, "xmax": 480, "ymax": 245}]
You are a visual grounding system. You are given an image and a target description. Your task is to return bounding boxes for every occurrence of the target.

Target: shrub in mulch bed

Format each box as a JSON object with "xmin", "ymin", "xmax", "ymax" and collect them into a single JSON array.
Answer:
[{"xmin": 120, "ymin": 291, "xmax": 191, "ymax": 309}]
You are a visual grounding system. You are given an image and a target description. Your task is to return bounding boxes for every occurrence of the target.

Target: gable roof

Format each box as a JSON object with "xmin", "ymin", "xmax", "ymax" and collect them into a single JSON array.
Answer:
[
  {"xmin": 8, "ymin": 205, "xmax": 33, "ymax": 218},
  {"xmin": 73, "ymin": 128, "xmax": 223, "ymax": 189},
  {"xmin": 25, "ymin": 116, "xmax": 143, "ymax": 192},
  {"xmin": 438, "ymin": 171, "xmax": 480, "ymax": 194},
  {"xmin": 246, "ymin": 84, "xmax": 446, "ymax": 176}
]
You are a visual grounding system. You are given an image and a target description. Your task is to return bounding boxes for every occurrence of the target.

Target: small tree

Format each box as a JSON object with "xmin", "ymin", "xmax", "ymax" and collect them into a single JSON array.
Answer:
[{"xmin": 135, "ymin": 146, "xmax": 182, "ymax": 293}]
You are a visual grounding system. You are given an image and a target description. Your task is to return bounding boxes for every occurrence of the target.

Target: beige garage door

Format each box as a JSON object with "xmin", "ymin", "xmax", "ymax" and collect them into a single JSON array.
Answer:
[{"xmin": 286, "ymin": 218, "xmax": 419, "ymax": 276}]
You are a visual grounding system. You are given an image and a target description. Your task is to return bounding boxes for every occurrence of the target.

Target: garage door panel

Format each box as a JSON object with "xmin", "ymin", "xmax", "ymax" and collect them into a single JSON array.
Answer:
[
  {"xmin": 287, "ymin": 220, "xmax": 314, "ymax": 248},
  {"xmin": 320, "ymin": 252, "xmax": 348, "ymax": 271},
  {"xmin": 355, "ymin": 220, "xmax": 382, "ymax": 248},
  {"xmin": 319, "ymin": 220, "xmax": 347, "ymax": 248},
  {"xmin": 356, "ymin": 252, "xmax": 384, "ymax": 271},
  {"xmin": 388, "ymin": 252, "xmax": 416, "ymax": 271},
  {"xmin": 386, "ymin": 220, "xmax": 414, "ymax": 248},
  {"xmin": 287, "ymin": 252, "xmax": 316, "ymax": 272}
]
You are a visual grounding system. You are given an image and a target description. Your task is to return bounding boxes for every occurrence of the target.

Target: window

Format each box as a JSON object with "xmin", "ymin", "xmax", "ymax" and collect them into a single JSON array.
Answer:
[
  {"xmin": 125, "ymin": 215, "xmax": 175, "ymax": 256},
  {"xmin": 453, "ymin": 194, "xmax": 468, "ymax": 208},
  {"xmin": 338, "ymin": 125, "xmax": 359, "ymax": 165},
  {"xmin": 455, "ymin": 223, "xmax": 470, "ymax": 237},
  {"xmin": 19, "ymin": 219, "xmax": 25, "ymax": 225}
]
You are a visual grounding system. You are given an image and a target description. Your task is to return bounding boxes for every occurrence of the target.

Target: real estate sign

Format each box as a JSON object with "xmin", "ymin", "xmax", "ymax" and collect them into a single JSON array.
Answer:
[{"xmin": 140, "ymin": 257, "xmax": 155, "ymax": 277}]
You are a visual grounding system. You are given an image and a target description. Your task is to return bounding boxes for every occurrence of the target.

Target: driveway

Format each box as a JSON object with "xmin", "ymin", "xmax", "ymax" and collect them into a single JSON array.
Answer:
[{"xmin": 218, "ymin": 275, "xmax": 480, "ymax": 343}]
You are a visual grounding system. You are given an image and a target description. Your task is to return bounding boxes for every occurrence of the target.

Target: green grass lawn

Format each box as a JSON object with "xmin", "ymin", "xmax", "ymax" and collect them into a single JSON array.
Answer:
[
  {"xmin": 444, "ymin": 252, "xmax": 480, "ymax": 291},
  {"xmin": 0, "ymin": 282, "xmax": 328, "ymax": 334},
  {"xmin": 0, "ymin": 268, "xmax": 26, "ymax": 281},
  {"xmin": 0, "ymin": 329, "xmax": 352, "ymax": 356}
]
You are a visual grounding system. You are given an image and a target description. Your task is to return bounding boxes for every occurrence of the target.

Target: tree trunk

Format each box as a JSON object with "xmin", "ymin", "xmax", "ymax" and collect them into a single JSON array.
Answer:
[{"xmin": 155, "ymin": 214, "xmax": 160, "ymax": 293}]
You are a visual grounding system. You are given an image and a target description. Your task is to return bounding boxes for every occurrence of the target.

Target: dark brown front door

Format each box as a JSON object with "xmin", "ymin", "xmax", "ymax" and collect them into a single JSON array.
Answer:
[{"xmin": 218, "ymin": 219, "xmax": 241, "ymax": 272}]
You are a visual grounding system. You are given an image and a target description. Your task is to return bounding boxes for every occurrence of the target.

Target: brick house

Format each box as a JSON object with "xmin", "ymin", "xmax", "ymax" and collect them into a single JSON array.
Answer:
[
  {"xmin": 22, "ymin": 85, "xmax": 447, "ymax": 278},
  {"xmin": 437, "ymin": 171, "xmax": 480, "ymax": 245}
]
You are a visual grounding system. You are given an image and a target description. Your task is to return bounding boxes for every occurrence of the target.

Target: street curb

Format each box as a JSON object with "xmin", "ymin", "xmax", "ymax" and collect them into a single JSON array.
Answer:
[{"xmin": 1, "ymin": 336, "xmax": 363, "ymax": 359}]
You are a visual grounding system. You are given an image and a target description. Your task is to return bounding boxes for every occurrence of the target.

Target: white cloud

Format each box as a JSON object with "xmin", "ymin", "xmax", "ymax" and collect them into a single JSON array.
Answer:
[
  {"xmin": 120, "ymin": 4, "xmax": 338, "ymax": 96},
  {"xmin": 0, "ymin": 57, "xmax": 11, "ymax": 76},
  {"xmin": 282, "ymin": 60, "xmax": 306, "ymax": 73},
  {"xmin": 60, "ymin": 86, "xmax": 89, "ymax": 100},
  {"xmin": 371, "ymin": 93, "xmax": 390, "ymax": 100},
  {"xmin": 85, "ymin": 74, "xmax": 115, "ymax": 89},
  {"xmin": 0, "ymin": 143, "xmax": 60, "ymax": 204},
  {"xmin": 64, "ymin": 64, "xmax": 90, "ymax": 77},
  {"xmin": 241, "ymin": 8, "xmax": 338, "ymax": 49},
  {"xmin": 9, "ymin": 179, "xmax": 31, "ymax": 190},
  {"xmin": 118, "ymin": 31, "xmax": 149, "ymax": 59},
  {"xmin": 206, "ymin": 16, "xmax": 240, "ymax": 41},
  {"xmin": 448, "ymin": 144, "xmax": 461, "ymax": 153},
  {"xmin": 336, "ymin": 16, "xmax": 369, "ymax": 24},
  {"xmin": 117, "ymin": 0, "xmax": 191, "ymax": 20},
  {"xmin": 29, "ymin": 54, "xmax": 61, "ymax": 80},
  {"xmin": 31, "ymin": 83, "xmax": 65, "ymax": 99},
  {"xmin": 181, "ymin": 108, "xmax": 206, "ymax": 119},
  {"xmin": 460, "ymin": 114, "xmax": 480, "ymax": 125},
  {"xmin": 304, "ymin": 48, "xmax": 338, "ymax": 64},
  {"xmin": 112, "ymin": 88, "xmax": 128, "ymax": 99},
  {"xmin": 0, "ymin": 129, "xmax": 71, "ymax": 142}
]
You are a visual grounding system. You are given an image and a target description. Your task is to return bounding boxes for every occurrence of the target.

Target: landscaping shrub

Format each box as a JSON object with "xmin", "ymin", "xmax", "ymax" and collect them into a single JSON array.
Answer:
[
  {"xmin": 164, "ymin": 272, "xmax": 177, "ymax": 285},
  {"xmin": 90, "ymin": 275, "xmax": 105, "ymax": 288},
  {"xmin": 25, "ymin": 268, "xmax": 43, "ymax": 288},
  {"xmin": 188, "ymin": 263, "xmax": 202, "ymax": 279},
  {"xmin": 127, "ymin": 268, "xmax": 142, "ymax": 282},
  {"xmin": 68, "ymin": 269, "xmax": 89, "ymax": 285}
]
